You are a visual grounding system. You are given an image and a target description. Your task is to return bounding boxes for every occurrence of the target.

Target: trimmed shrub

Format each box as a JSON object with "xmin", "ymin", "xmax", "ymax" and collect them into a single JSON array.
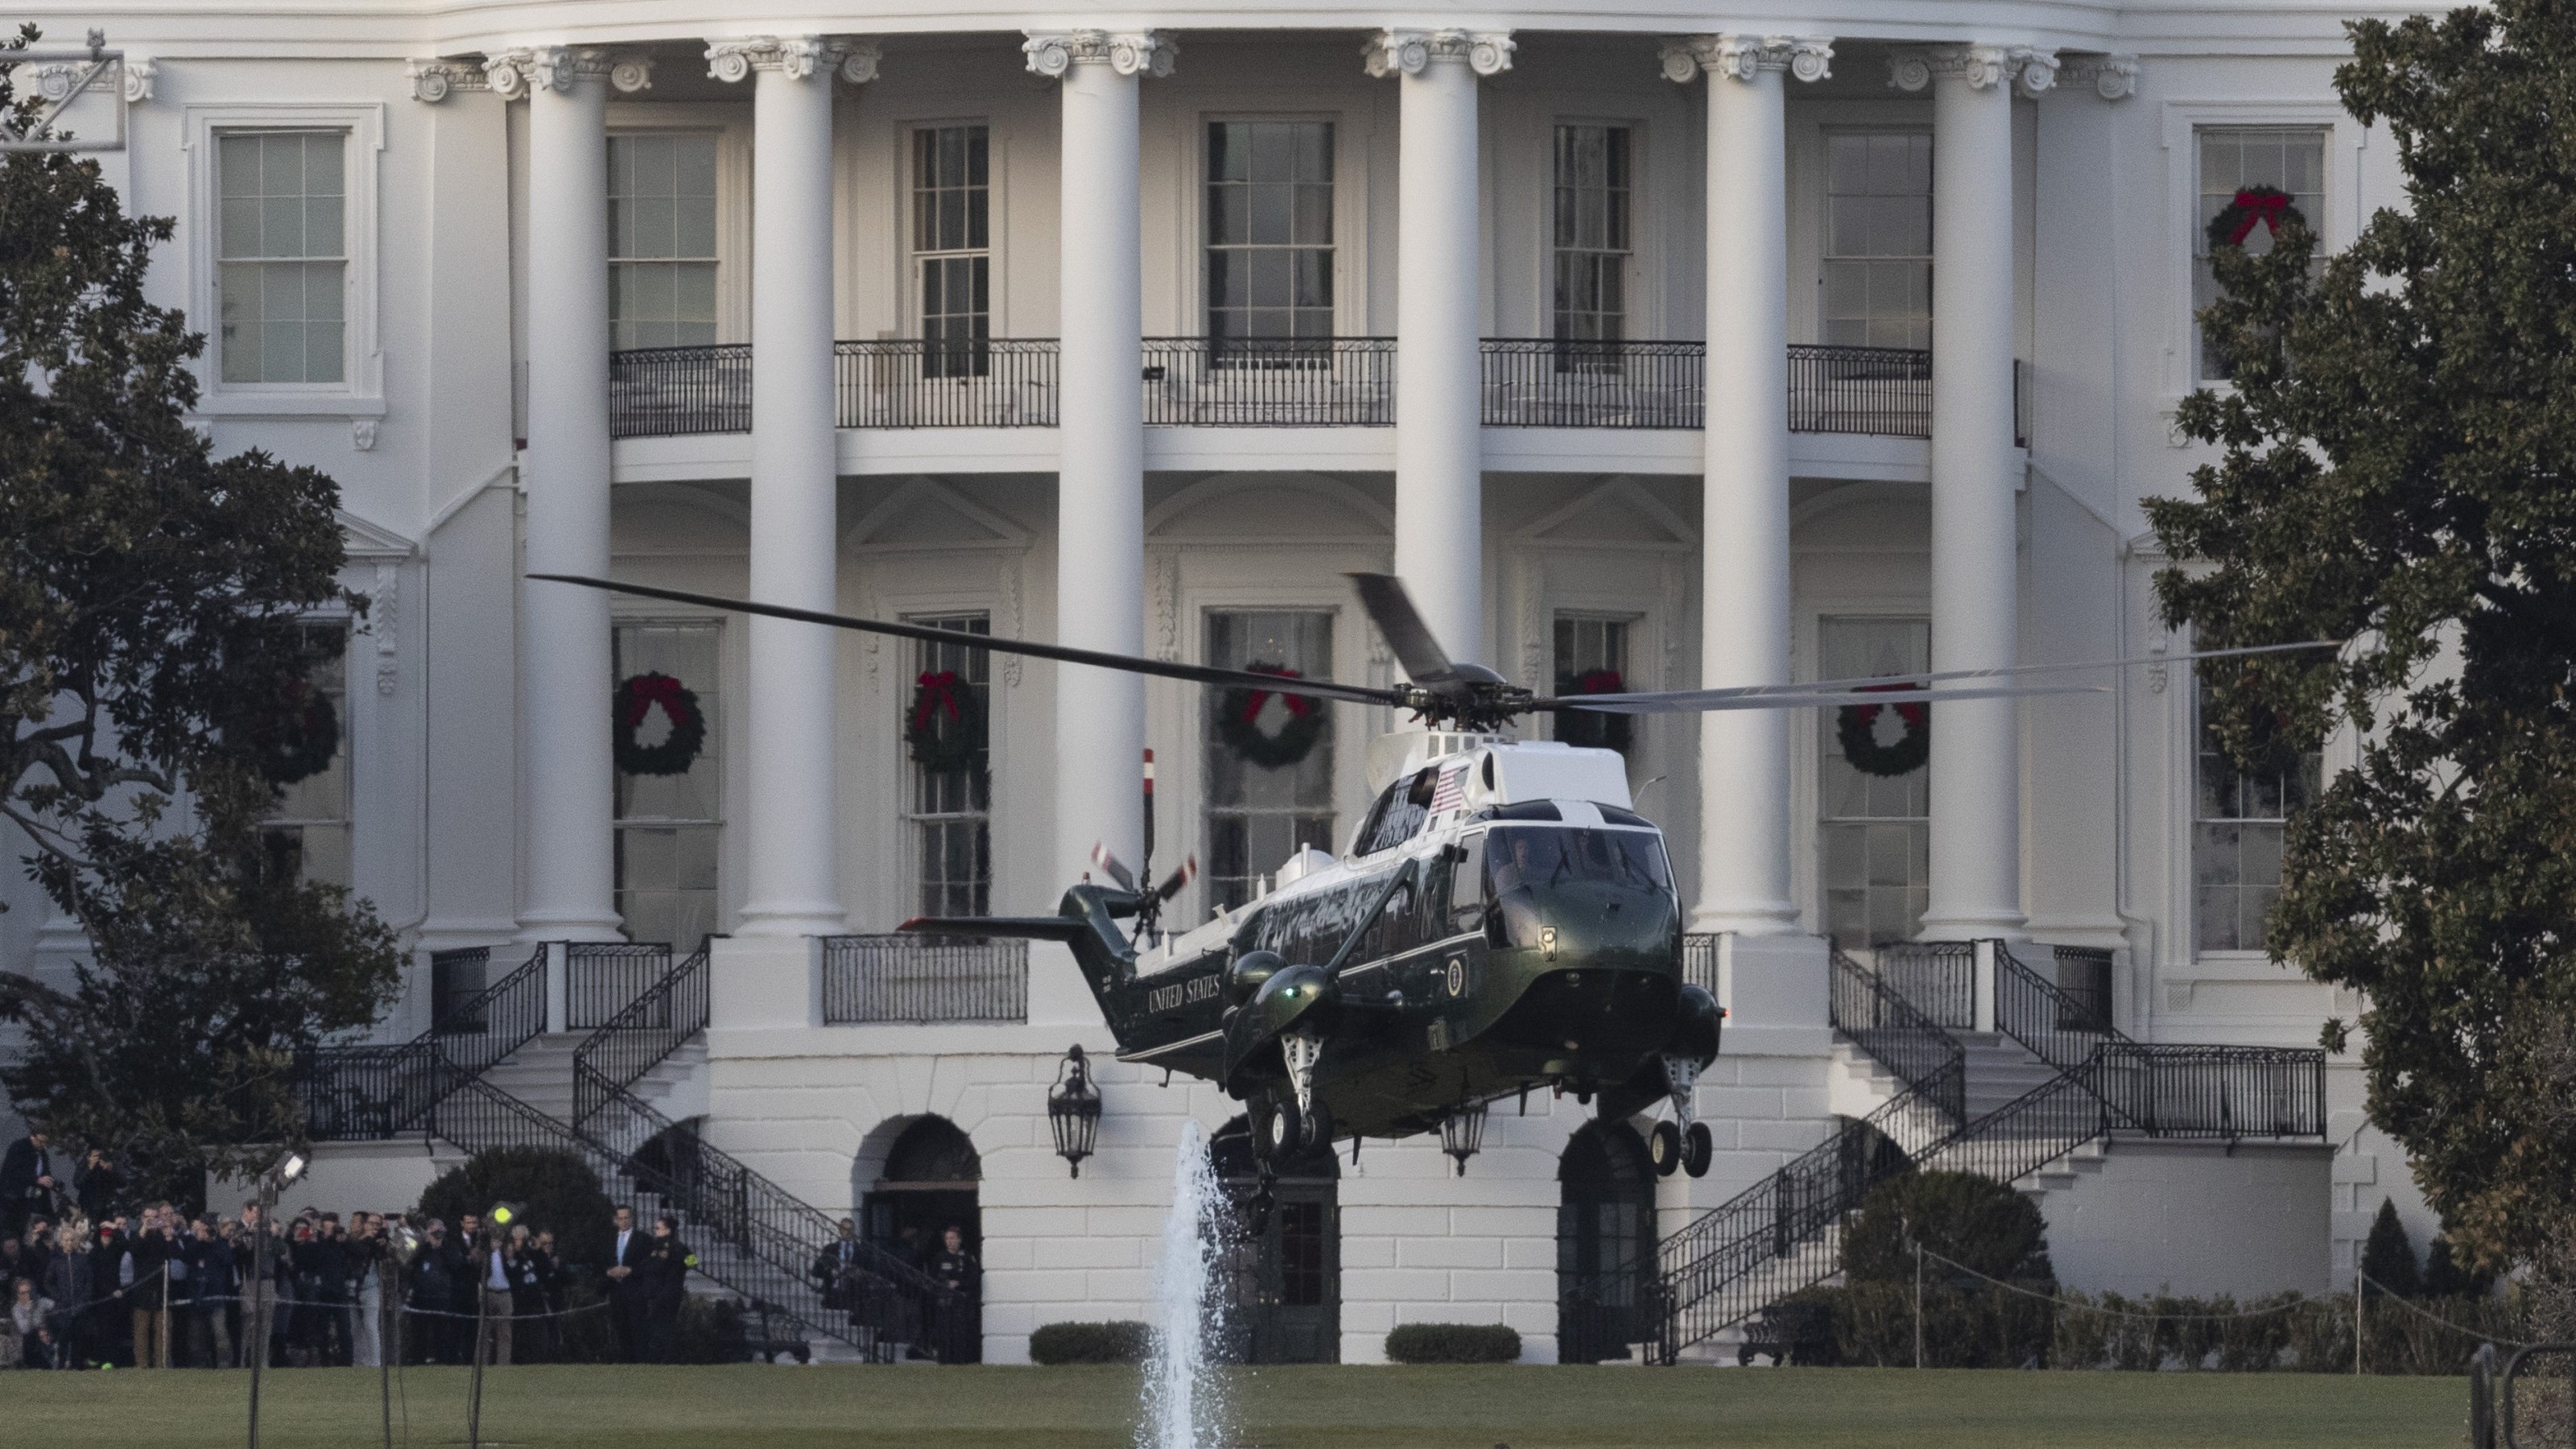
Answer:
[
  {"xmin": 1385, "ymin": 1323, "xmax": 1521, "ymax": 1364},
  {"xmin": 2359, "ymin": 1198, "xmax": 2420, "ymax": 1298},
  {"xmin": 1841, "ymin": 1170, "xmax": 2054, "ymax": 1286},
  {"xmin": 415, "ymin": 1146, "xmax": 618, "ymax": 1269},
  {"xmin": 1030, "ymin": 1320, "xmax": 1152, "ymax": 1364}
]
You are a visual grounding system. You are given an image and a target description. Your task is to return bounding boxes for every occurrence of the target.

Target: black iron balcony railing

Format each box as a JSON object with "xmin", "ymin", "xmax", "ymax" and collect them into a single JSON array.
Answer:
[
  {"xmin": 1143, "ymin": 336, "xmax": 1397, "ymax": 426},
  {"xmin": 821, "ymin": 935, "xmax": 1028, "ymax": 1024},
  {"xmin": 566, "ymin": 941, "xmax": 674, "ymax": 1031},
  {"xmin": 1480, "ymin": 339, "xmax": 1704, "ymax": 428},
  {"xmin": 605, "ymin": 339, "xmax": 1966, "ymax": 440}
]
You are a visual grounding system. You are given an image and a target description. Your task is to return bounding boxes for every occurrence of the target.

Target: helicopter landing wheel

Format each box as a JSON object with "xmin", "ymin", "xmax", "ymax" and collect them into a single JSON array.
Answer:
[
  {"xmin": 1648, "ymin": 1121, "xmax": 1683, "ymax": 1178},
  {"xmin": 1682, "ymin": 1121, "xmax": 1713, "ymax": 1179},
  {"xmin": 1300, "ymin": 1101, "xmax": 1332, "ymax": 1153},
  {"xmin": 1261, "ymin": 1097, "xmax": 1304, "ymax": 1162}
]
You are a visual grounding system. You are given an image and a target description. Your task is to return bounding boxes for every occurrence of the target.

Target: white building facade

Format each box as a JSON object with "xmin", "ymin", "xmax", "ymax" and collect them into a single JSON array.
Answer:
[{"xmin": 3, "ymin": 0, "xmax": 2437, "ymax": 1364}]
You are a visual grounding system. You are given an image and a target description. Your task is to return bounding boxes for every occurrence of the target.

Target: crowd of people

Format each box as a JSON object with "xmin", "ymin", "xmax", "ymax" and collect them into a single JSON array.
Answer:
[{"xmin": 0, "ymin": 1126, "xmax": 702, "ymax": 1369}]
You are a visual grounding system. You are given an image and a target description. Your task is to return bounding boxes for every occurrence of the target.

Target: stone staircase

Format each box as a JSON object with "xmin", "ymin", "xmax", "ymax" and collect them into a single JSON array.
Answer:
[{"xmin": 481, "ymin": 1034, "xmax": 708, "ymax": 1128}]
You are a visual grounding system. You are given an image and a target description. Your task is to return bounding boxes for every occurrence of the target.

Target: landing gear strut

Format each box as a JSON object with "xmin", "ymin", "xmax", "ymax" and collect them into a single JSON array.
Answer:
[{"xmin": 1661, "ymin": 1052, "xmax": 1711, "ymax": 1179}]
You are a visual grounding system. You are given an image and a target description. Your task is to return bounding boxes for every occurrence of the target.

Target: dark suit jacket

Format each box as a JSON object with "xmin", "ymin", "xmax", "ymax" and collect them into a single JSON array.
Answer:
[
  {"xmin": 0, "ymin": 1137, "xmax": 56, "ymax": 1216},
  {"xmin": 608, "ymin": 1228, "xmax": 653, "ymax": 1303}
]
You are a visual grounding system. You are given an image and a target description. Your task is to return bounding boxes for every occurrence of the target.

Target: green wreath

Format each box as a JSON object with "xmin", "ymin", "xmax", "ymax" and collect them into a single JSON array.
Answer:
[
  {"xmin": 905, "ymin": 670, "xmax": 986, "ymax": 773},
  {"xmin": 1215, "ymin": 663, "xmax": 1327, "ymax": 770},
  {"xmin": 250, "ymin": 679, "xmax": 341, "ymax": 785},
  {"xmin": 1554, "ymin": 668, "xmax": 1634, "ymax": 753},
  {"xmin": 615, "ymin": 672, "xmax": 708, "ymax": 778},
  {"xmin": 1835, "ymin": 683, "xmax": 1929, "ymax": 779},
  {"xmin": 2206, "ymin": 185, "xmax": 2305, "ymax": 253}
]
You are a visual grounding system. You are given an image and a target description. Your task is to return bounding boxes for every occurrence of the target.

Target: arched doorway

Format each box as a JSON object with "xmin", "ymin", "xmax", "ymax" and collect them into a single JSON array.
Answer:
[
  {"xmin": 862, "ymin": 1117, "xmax": 982, "ymax": 1363},
  {"xmin": 1558, "ymin": 1121, "xmax": 1655, "ymax": 1364},
  {"xmin": 1212, "ymin": 1117, "xmax": 1340, "ymax": 1364}
]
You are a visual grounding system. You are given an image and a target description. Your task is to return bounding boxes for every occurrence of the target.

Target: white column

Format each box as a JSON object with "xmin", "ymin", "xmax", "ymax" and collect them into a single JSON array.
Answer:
[
  {"xmin": 1893, "ymin": 45, "xmax": 2055, "ymax": 939},
  {"xmin": 500, "ymin": 46, "xmax": 624, "ymax": 941},
  {"xmin": 708, "ymin": 38, "xmax": 877, "ymax": 937},
  {"xmin": 1368, "ymin": 29, "xmax": 1511, "ymax": 665},
  {"xmin": 1026, "ymin": 30, "xmax": 1169, "ymax": 884},
  {"xmin": 1664, "ymin": 35, "xmax": 1832, "ymax": 937}
]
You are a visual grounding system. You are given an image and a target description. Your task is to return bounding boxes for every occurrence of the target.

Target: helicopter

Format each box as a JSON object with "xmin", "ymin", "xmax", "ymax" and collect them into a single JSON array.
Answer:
[{"xmin": 531, "ymin": 570, "xmax": 2329, "ymax": 1182}]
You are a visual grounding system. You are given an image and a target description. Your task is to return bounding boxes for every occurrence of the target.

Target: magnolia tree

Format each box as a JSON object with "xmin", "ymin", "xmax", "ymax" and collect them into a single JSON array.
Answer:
[
  {"xmin": 0, "ymin": 28, "xmax": 401, "ymax": 1200},
  {"xmin": 2149, "ymin": 0, "xmax": 2576, "ymax": 1271}
]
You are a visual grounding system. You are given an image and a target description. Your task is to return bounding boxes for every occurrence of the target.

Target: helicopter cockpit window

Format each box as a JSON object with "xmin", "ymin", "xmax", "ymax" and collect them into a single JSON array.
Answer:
[
  {"xmin": 1481, "ymin": 825, "xmax": 1674, "ymax": 950},
  {"xmin": 1354, "ymin": 770, "xmax": 1433, "ymax": 857},
  {"xmin": 1447, "ymin": 832, "xmax": 1487, "ymax": 933}
]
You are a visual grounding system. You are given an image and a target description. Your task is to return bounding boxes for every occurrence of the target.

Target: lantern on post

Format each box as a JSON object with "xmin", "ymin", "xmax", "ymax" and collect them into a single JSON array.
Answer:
[
  {"xmin": 1439, "ymin": 1100, "xmax": 1487, "ymax": 1176},
  {"xmin": 1048, "ymin": 1043, "xmax": 1103, "ymax": 1178}
]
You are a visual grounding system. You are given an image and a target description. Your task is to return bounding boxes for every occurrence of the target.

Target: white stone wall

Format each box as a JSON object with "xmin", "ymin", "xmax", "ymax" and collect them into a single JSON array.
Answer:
[{"xmin": 2039, "ymin": 1139, "xmax": 2334, "ymax": 1298}]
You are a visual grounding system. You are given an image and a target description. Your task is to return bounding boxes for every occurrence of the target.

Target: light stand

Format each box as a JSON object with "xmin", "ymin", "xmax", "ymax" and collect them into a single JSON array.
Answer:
[
  {"xmin": 246, "ymin": 1151, "xmax": 307, "ymax": 1449},
  {"xmin": 465, "ymin": 1202, "xmax": 521, "ymax": 1449},
  {"xmin": 382, "ymin": 1221, "xmax": 421, "ymax": 1449}
]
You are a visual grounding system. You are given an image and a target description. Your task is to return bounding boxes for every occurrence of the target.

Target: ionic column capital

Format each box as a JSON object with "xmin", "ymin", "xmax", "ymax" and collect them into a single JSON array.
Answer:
[
  {"xmin": 407, "ymin": 58, "xmax": 490, "ymax": 104},
  {"xmin": 1887, "ymin": 44, "xmax": 2058, "ymax": 98},
  {"xmin": 705, "ymin": 36, "xmax": 880, "ymax": 85},
  {"xmin": 485, "ymin": 47, "xmax": 650, "ymax": 98},
  {"xmin": 1021, "ymin": 30, "xmax": 1175, "ymax": 80},
  {"xmin": 1364, "ymin": 28, "xmax": 1514, "ymax": 79},
  {"xmin": 1661, "ymin": 35, "xmax": 1834, "ymax": 85},
  {"xmin": 2056, "ymin": 54, "xmax": 2140, "ymax": 101}
]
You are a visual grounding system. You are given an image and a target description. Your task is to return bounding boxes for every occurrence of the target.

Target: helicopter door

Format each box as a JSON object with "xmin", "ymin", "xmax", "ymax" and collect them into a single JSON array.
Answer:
[{"xmin": 1212, "ymin": 1118, "xmax": 1342, "ymax": 1364}]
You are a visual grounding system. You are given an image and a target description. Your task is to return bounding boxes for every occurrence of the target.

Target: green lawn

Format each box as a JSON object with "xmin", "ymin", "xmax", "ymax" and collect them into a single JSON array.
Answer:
[{"xmin": 0, "ymin": 1363, "xmax": 2469, "ymax": 1448}]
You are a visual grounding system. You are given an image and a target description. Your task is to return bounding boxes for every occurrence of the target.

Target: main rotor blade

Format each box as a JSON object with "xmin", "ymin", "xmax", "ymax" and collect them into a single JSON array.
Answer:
[
  {"xmin": 1542, "ymin": 682, "xmax": 2110, "ymax": 715},
  {"xmin": 1346, "ymin": 573, "xmax": 1458, "ymax": 683},
  {"xmin": 529, "ymin": 575, "xmax": 1406, "ymax": 708},
  {"xmin": 1565, "ymin": 638, "xmax": 2341, "ymax": 710}
]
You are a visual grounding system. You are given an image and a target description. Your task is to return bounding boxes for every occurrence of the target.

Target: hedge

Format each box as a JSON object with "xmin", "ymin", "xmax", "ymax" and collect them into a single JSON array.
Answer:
[
  {"xmin": 1385, "ymin": 1323, "xmax": 1521, "ymax": 1364},
  {"xmin": 1030, "ymin": 1321, "xmax": 1153, "ymax": 1364},
  {"xmin": 415, "ymin": 1146, "xmax": 619, "ymax": 1269}
]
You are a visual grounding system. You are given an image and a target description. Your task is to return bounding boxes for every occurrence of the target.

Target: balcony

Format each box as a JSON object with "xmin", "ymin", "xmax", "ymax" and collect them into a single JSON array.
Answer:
[
  {"xmin": 603, "ymin": 338, "xmax": 1946, "ymax": 441},
  {"xmin": 820, "ymin": 934, "xmax": 1028, "ymax": 1025}
]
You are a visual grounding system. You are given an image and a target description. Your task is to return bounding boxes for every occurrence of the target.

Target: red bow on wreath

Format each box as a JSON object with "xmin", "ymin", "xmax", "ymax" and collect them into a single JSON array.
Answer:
[
  {"xmin": 1238, "ymin": 666, "xmax": 1316, "ymax": 725},
  {"xmin": 1569, "ymin": 668, "xmax": 1625, "ymax": 696},
  {"xmin": 911, "ymin": 670, "xmax": 967, "ymax": 733},
  {"xmin": 2220, "ymin": 187, "xmax": 2293, "ymax": 246},
  {"xmin": 621, "ymin": 672, "xmax": 691, "ymax": 730},
  {"xmin": 1847, "ymin": 678, "xmax": 1928, "ymax": 731}
]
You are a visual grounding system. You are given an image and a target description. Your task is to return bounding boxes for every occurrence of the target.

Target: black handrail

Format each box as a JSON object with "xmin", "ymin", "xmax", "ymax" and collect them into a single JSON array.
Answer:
[
  {"xmin": 2051, "ymin": 946, "xmax": 2116, "ymax": 1033},
  {"xmin": 1992, "ymin": 942, "xmax": 2326, "ymax": 1140},
  {"xmin": 1789, "ymin": 344, "xmax": 1932, "ymax": 438},
  {"xmin": 820, "ymin": 935, "xmax": 1027, "ymax": 1025},
  {"xmin": 1480, "ymin": 339, "xmax": 1703, "ymax": 428},
  {"xmin": 1827, "ymin": 947, "xmax": 1967, "ymax": 1125},
  {"xmin": 1870, "ymin": 942, "xmax": 1979, "ymax": 1030},
  {"xmin": 566, "ymin": 941, "xmax": 673, "ymax": 1031},
  {"xmin": 1141, "ymin": 336, "xmax": 1396, "ymax": 427},
  {"xmin": 299, "ymin": 943, "xmax": 547, "ymax": 1141},
  {"xmin": 837, "ymin": 338, "xmax": 1060, "ymax": 427},
  {"xmin": 427, "ymin": 1073, "xmax": 958, "ymax": 1360},
  {"xmin": 572, "ymin": 940, "xmax": 711, "ymax": 1126}
]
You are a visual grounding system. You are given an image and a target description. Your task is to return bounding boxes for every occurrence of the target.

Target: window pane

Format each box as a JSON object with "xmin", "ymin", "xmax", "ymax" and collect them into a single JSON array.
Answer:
[
  {"xmin": 904, "ymin": 615, "xmax": 993, "ymax": 918},
  {"xmin": 1206, "ymin": 122, "xmax": 1334, "ymax": 344},
  {"xmin": 1816, "ymin": 617, "xmax": 1930, "ymax": 949},
  {"xmin": 2189, "ymin": 671, "xmax": 2321, "ymax": 952},
  {"xmin": 1822, "ymin": 130, "xmax": 1932, "ymax": 354},
  {"xmin": 1551, "ymin": 124, "xmax": 1632, "ymax": 344},
  {"xmin": 615, "ymin": 621, "xmax": 722, "ymax": 945},
  {"xmin": 217, "ymin": 131, "xmax": 348, "ymax": 383},
  {"xmin": 2195, "ymin": 127, "xmax": 2327, "ymax": 380},
  {"xmin": 913, "ymin": 125, "xmax": 993, "ymax": 361},
  {"xmin": 1205, "ymin": 610, "xmax": 1335, "ymax": 911}
]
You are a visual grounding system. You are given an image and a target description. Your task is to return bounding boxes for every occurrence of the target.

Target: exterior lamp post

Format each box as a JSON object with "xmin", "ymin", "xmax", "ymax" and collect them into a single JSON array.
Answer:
[
  {"xmin": 1439, "ymin": 1101, "xmax": 1487, "ymax": 1175},
  {"xmin": 247, "ymin": 1150, "xmax": 308, "ymax": 1449},
  {"xmin": 1048, "ymin": 1043, "xmax": 1102, "ymax": 1178}
]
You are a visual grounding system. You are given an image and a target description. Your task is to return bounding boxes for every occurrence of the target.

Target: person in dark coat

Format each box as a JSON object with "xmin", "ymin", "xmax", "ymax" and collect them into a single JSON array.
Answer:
[
  {"xmin": 603, "ymin": 1206, "xmax": 651, "ymax": 1363},
  {"xmin": 407, "ymin": 1219, "xmax": 458, "ymax": 1364},
  {"xmin": 40, "ymin": 1212, "xmax": 93, "ymax": 1368},
  {"xmin": 638, "ymin": 1214, "xmax": 691, "ymax": 1364},
  {"xmin": 924, "ymin": 1225, "xmax": 981, "ymax": 1364},
  {"xmin": 0, "ymin": 1126, "xmax": 61, "ymax": 1237},
  {"xmin": 75, "ymin": 1149, "xmax": 122, "ymax": 1224},
  {"xmin": 184, "ymin": 1215, "xmax": 237, "ymax": 1368}
]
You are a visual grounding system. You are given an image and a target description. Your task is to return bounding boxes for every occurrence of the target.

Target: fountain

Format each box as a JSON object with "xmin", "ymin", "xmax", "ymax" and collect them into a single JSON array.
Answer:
[{"xmin": 1138, "ymin": 1119, "xmax": 1229, "ymax": 1449}]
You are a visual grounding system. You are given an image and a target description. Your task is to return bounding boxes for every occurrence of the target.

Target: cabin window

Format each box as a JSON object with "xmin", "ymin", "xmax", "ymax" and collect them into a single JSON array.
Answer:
[
  {"xmin": 1205, "ymin": 610, "xmax": 1336, "ymax": 912},
  {"xmin": 1816, "ymin": 617, "xmax": 1929, "ymax": 949}
]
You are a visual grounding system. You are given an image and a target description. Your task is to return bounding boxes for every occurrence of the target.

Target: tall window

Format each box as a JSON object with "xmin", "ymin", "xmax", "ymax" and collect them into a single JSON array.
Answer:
[
  {"xmin": 262, "ymin": 622, "xmax": 351, "ymax": 887},
  {"xmin": 1822, "ymin": 132, "xmax": 1933, "ymax": 351},
  {"xmin": 1554, "ymin": 613, "xmax": 1635, "ymax": 754},
  {"xmin": 2195, "ymin": 127, "xmax": 2326, "ymax": 381},
  {"xmin": 217, "ymin": 131, "xmax": 346, "ymax": 383},
  {"xmin": 1552, "ymin": 125, "xmax": 1632, "ymax": 344},
  {"xmin": 614, "ymin": 621, "xmax": 721, "ymax": 947},
  {"xmin": 608, "ymin": 133, "xmax": 718, "ymax": 351},
  {"xmin": 2193, "ymin": 675, "xmax": 2321, "ymax": 953},
  {"xmin": 912, "ymin": 125, "xmax": 990, "ymax": 378},
  {"xmin": 1205, "ymin": 611, "xmax": 1335, "ymax": 911},
  {"xmin": 1817, "ymin": 617, "xmax": 1930, "ymax": 949},
  {"xmin": 906, "ymin": 615, "xmax": 993, "ymax": 918},
  {"xmin": 1206, "ymin": 122, "xmax": 1334, "ymax": 345}
]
